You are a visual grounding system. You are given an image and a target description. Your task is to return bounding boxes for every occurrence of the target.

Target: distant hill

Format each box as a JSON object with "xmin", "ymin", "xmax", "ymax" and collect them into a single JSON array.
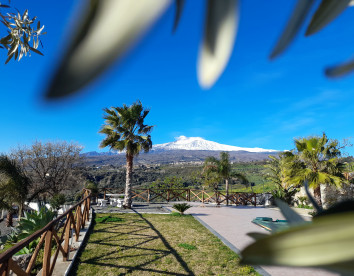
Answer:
[{"xmin": 79, "ymin": 149, "xmax": 279, "ymax": 166}]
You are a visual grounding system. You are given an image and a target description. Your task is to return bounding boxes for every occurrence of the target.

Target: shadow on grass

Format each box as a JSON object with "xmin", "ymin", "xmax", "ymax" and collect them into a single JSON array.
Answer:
[{"xmin": 71, "ymin": 211, "xmax": 195, "ymax": 276}]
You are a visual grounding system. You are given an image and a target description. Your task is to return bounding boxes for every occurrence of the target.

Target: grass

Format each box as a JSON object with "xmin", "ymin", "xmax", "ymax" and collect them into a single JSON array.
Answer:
[{"xmin": 73, "ymin": 213, "xmax": 259, "ymax": 276}]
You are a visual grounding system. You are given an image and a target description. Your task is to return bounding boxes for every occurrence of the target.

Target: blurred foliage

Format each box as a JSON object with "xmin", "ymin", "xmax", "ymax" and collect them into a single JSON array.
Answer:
[
  {"xmin": 46, "ymin": 0, "xmax": 354, "ymax": 99},
  {"xmin": 241, "ymin": 199, "xmax": 354, "ymax": 274}
]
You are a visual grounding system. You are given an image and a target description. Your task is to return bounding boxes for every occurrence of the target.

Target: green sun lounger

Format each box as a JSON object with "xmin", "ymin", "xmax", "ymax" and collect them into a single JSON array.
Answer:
[{"xmin": 252, "ymin": 217, "xmax": 289, "ymax": 232}]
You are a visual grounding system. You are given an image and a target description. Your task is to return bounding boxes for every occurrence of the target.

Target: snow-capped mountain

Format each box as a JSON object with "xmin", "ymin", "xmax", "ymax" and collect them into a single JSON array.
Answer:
[{"xmin": 152, "ymin": 136, "xmax": 277, "ymax": 153}]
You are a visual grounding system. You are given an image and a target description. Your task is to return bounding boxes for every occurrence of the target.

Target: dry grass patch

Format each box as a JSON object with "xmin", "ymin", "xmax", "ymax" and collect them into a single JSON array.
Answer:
[{"xmin": 73, "ymin": 213, "xmax": 259, "ymax": 276}]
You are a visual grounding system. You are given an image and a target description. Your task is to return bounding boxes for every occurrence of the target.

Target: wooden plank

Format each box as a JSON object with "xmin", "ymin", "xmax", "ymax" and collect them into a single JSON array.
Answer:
[
  {"xmin": 52, "ymin": 231, "xmax": 65, "ymax": 256},
  {"xmin": 0, "ymin": 190, "xmax": 91, "ymax": 263},
  {"xmin": 63, "ymin": 214, "xmax": 72, "ymax": 261},
  {"xmin": 0, "ymin": 261, "xmax": 9, "ymax": 276},
  {"xmin": 8, "ymin": 258, "xmax": 28, "ymax": 276},
  {"xmin": 26, "ymin": 232, "xmax": 46, "ymax": 274},
  {"xmin": 42, "ymin": 228, "xmax": 53, "ymax": 276}
]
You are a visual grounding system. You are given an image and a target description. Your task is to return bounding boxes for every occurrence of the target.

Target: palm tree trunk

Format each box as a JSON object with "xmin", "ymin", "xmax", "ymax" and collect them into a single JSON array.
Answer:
[
  {"xmin": 123, "ymin": 154, "xmax": 133, "ymax": 208},
  {"xmin": 313, "ymin": 185, "xmax": 322, "ymax": 208},
  {"xmin": 225, "ymin": 179, "xmax": 229, "ymax": 206}
]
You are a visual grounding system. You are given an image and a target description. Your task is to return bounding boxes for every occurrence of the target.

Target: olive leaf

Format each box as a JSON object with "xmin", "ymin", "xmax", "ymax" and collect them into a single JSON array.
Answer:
[
  {"xmin": 46, "ymin": 0, "xmax": 171, "ymax": 99},
  {"xmin": 275, "ymin": 199, "xmax": 305, "ymax": 226},
  {"xmin": 305, "ymin": 0, "xmax": 351, "ymax": 36},
  {"xmin": 241, "ymin": 212, "xmax": 354, "ymax": 275},
  {"xmin": 173, "ymin": 0, "xmax": 185, "ymax": 32},
  {"xmin": 325, "ymin": 59, "xmax": 354, "ymax": 78},
  {"xmin": 270, "ymin": 0, "xmax": 315, "ymax": 59},
  {"xmin": 197, "ymin": 0, "xmax": 239, "ymax": 89}
]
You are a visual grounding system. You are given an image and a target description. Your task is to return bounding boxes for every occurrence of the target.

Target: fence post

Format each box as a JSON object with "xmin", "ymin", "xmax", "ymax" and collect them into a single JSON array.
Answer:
[
  {"xmin": 202, "ymin": 189, "xmax": 204, "ymax": 204},
  {"xmin": 147, "ymin": 189, "xmax": 150, "ymax": 203},
  {"xmin": 43, "ymin": 227, "xmax": 53, "ymax": 276},
  {"xmin": 0, "ymin": 260, "xmax": 10, "ymax": 276},
  {"xmin": 76, "ymin": 206, "xmax": 82, "ymax": 241},
  {"xmin": 167, "ymin": 190, "xmax": 170, "ymax": 202},
  {"xmin": 104, "ymin": 189, "xmax": 106, "ymax": 200},
  {"xmin": 254, "ymin": 193, "xmax": 257, "ymax": 206},
  {"xmin": 63, "ymin": 214, "xmax": 71, "ymax": 261}
]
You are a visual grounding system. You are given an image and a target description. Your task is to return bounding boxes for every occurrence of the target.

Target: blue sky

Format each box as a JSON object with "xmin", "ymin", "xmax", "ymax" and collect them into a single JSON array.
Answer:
[{"xmin": 1, "ymin": 0, "xmax": 354, "ymax": 155}]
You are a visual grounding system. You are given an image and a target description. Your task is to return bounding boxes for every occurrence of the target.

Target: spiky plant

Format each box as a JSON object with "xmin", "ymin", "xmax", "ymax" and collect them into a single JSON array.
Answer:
[{"xmin": 172, "ymin": 203, "xmax": 191, "ymax": 215}]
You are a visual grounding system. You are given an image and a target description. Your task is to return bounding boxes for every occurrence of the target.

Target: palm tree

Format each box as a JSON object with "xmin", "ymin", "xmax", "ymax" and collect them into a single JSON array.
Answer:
[
  {"xmin": 203, "ymin": 152, "xmax": 247, "ymax": 205},
  {"xmin": 99, "ymin": 101, "xmax": 153, "ymax": 208},
  {"xmin": 0, "ymin": 155, "xmax": 29, "ymax": 225},
  {"xmin": 291, "ymin": 133, "xmax": 346, "ymax": 208}
]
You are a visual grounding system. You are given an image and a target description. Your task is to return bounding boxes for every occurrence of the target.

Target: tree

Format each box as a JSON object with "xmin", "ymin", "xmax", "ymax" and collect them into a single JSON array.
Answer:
[
  {"xmin": 0, "ymin": 155, "xmax": 29, "ymax": 225},
  {"xmin": 0, "ymin": 3, "xmax": 46, "ymax": 63},
  {"xmin": 290, "ymin": 133, "xmax": 346, "ymax": 208},
  {"xmin": 203, "ymin": 152, "xmax": 247, "ymax": 205},
  {"xmin": 11, "ymin": 141, "xmax": 82, "ymax": 202},
  {"xmin": 264, "ymin": 152, "xmax": 302, "ymax": 205},
  {"xmin": 99, "ymin": 101, "xmax": 153, "ymax": 208}
]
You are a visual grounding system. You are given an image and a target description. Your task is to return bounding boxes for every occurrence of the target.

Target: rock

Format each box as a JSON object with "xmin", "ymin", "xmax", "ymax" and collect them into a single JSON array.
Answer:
[{"xmin": 12, "ymin": 253, "xmax": 32, "ymax": 271}]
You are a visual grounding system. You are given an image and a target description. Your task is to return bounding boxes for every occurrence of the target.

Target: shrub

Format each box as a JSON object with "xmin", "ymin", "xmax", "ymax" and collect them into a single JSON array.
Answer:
[
  {"xmin": 85, "ymin": 182, "xmax": 99, "ymax": 196},
  {"xmin": 172, "ymin": 203, "xmax": 191, "ymax": 215},
  {"xmin": 50, "ymin": 194, "xmax": 66, "ymax": 210},
  {"xmin": 271, "ymin": 187, "xmax": 298, "ymax": 205}
]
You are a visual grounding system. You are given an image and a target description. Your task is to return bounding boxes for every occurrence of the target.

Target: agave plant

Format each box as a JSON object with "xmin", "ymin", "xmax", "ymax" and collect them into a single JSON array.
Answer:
[
  {"xmin": 172, "ymin": 203, "xmax": 191, "ymax": 215},
  {"xmin": 16, "ymin": 207, "xmax": 56, "ymax": 240}
]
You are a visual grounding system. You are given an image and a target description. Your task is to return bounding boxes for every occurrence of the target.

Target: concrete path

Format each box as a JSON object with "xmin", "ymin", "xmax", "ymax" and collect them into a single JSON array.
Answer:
[{"xmin": 183, "ymin": 203, "xmax": 338, "ymax": 276}]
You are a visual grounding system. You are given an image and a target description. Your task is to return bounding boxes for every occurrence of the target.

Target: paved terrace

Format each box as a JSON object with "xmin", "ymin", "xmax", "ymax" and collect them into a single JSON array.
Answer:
[
  {"xmin": 92, "ymin": 202, "xmax": 337, "ymax": 276},
  {"xmin": 181, "ymin": 203, "xmax": 338, "ymax": 276}
]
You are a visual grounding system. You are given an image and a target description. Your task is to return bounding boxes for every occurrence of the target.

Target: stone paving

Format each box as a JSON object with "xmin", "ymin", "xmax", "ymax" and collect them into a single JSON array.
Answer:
[{"xmin": 179, "ymin": 203, "xmax": 338, "ymax": 276}]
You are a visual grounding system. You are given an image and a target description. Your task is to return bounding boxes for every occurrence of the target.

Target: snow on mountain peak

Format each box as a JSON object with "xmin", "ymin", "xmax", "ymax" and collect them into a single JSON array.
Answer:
[{"xmin": 152, "ymin": 136, "xmax": 278, "ymax": 153}]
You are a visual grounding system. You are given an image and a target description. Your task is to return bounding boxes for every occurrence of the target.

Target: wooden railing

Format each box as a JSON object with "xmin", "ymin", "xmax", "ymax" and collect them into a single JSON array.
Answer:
[
  {"xmin": 100, "ymin": 188, "xmax": 258, "ymax": 206},
  {"xmin": 0, "ymin": 189, "xmax": 91, "ymax": 276}
]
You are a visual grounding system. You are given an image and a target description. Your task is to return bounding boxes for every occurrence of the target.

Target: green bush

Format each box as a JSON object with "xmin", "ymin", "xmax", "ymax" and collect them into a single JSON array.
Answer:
[
  {"xmin": 271, "ymin": 187, "xmax": 298, "ymax": 205},
  {"xmin": 172, "ymin": 203, "xmax": 191, "ymax": 215},
  {"xmin": 50, "ymin": 194, "xmax": 66, "ymax": 210},
  {"xmin": 85, "ymin": 181, "xmax": 99, "ymax": 196}
]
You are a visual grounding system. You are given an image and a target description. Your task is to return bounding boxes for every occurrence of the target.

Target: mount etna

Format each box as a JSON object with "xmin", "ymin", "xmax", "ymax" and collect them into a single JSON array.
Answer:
[{"xmin": 80, "ymin": 136, "xmax": 280, "ymax": 166}]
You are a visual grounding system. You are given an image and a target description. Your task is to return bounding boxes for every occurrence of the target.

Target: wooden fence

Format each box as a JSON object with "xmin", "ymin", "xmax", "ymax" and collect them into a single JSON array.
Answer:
[
  {"xmin": 101, "ymin": 188, "xmax": 259, "ymax": 206},
  {"xmin": 0, "ymin": 189, "xmax": 91, "ymax": 276}
]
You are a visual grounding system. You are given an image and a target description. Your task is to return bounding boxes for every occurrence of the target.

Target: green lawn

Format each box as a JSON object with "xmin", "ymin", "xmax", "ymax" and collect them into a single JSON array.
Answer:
[{"xmin": 73, "ymin": 213, "xmax": 259, "ymax": 276}]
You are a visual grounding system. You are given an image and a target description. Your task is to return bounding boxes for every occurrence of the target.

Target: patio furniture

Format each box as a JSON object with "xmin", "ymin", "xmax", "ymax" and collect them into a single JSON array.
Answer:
[
  {"xmin": 98, "ymin": 199, "xmax": 108, "ymax": 207},
  {"xmin": 116, "ymin": 199, "xmax": 122, "ymax": 208},
  {"xmin": 252, "ymin": 217, "xmax": 288, "ymax": 232}
]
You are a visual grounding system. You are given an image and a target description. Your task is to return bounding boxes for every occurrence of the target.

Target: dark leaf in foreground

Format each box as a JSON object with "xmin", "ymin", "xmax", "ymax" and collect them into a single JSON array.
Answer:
[
  {"xmin": 270, "ymin": 0, "xmax": 315, "ymax": 59},
  {"xmin": 173, "ymin": 0, "xmax": 185, "ymax": 32},
  {"xmin": 325, "ymin": 59, "xmax": 354, "ymax": 78},
  {"xmin": 305, "ymin": 0, "xmax": 351, "ymax": 36},
  {"xmin": 45, "ymin": 0, "xmax": 170, "ymax": 99}
]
